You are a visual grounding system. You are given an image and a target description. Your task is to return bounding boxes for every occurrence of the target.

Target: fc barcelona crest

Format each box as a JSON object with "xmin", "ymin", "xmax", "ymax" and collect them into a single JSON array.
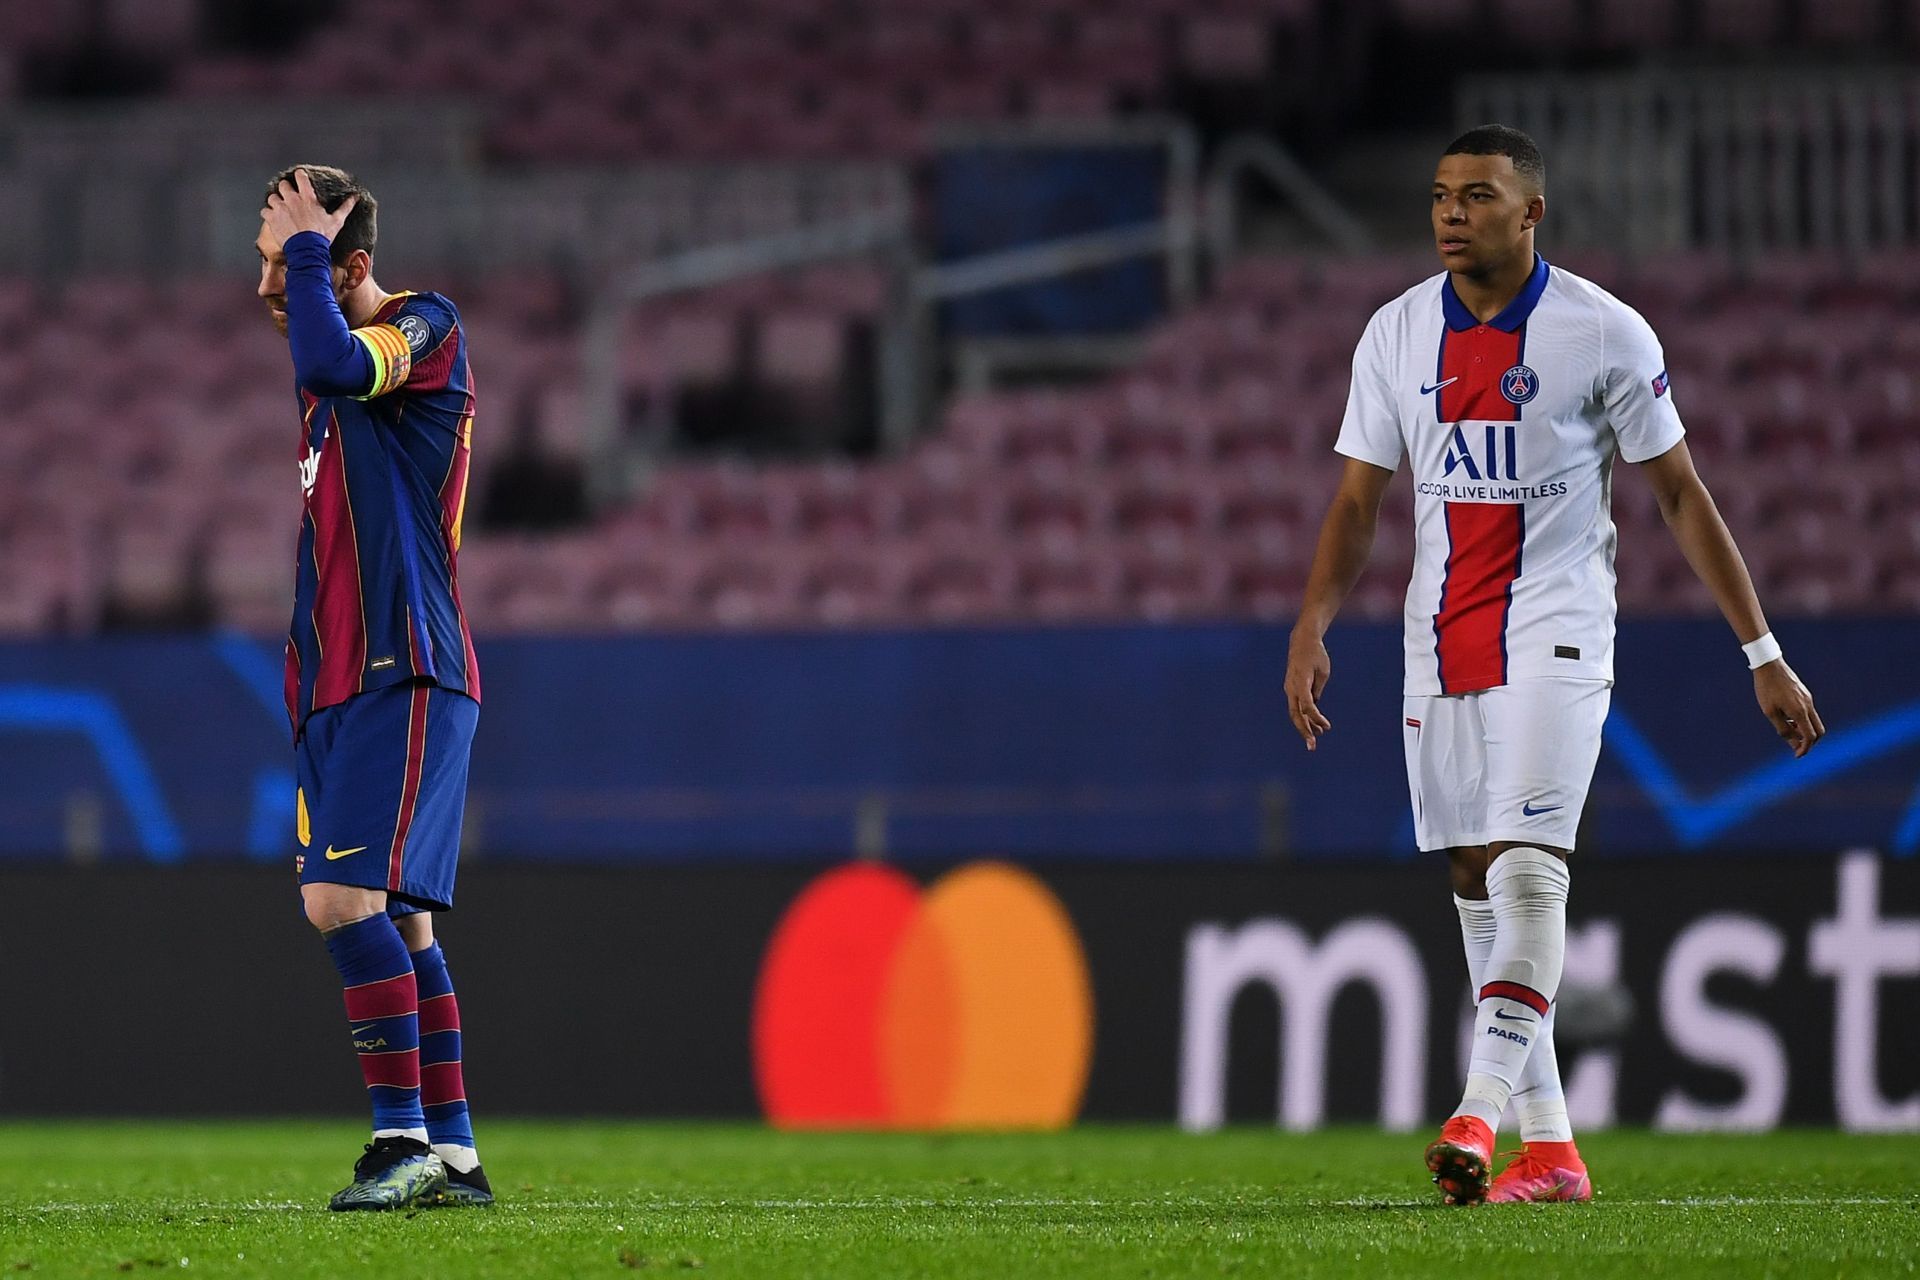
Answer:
[{"xmin": 1500, "ymin": 364, "xmax": 1540, "ymax": 405}]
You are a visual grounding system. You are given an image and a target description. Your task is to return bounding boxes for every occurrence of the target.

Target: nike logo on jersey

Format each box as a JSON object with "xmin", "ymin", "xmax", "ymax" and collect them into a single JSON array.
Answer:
[
  {"xmin": 1419, "ymin": 377, "xmax": 1459, "ymax": 395},
  {"xmin": 1492, "ymin": 1009, "xmax": 1534, "ymax": 1023},
  {"xmin": 1521, "ymin": 802, "xmax": 1563, "ymax": 817},
  {"xmin": 325, "ymin": 844, "xmax": 369, "ymax": 860},
  {"xmin": 350, "ymin": 1024, "xmax": 379, "ymax": 1037}
]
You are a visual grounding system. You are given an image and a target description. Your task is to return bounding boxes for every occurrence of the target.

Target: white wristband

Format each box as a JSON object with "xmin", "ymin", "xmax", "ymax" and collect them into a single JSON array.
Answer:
[{"xmin": 1742, "ymin": 632, "xmax": 1783, "ymax": 670}]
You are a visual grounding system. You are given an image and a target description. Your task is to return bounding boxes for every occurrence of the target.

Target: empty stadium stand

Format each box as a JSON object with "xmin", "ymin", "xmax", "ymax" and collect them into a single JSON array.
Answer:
[{"xmin": 1, "ymin": 248, "xmax": 1912, "ymax": 635}]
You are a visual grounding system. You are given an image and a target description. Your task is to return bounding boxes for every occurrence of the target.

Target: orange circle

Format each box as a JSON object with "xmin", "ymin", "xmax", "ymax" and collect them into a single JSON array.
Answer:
[{"xmin": 890, "ymin": 862, "xmax": 1094, "ymax": 1129}]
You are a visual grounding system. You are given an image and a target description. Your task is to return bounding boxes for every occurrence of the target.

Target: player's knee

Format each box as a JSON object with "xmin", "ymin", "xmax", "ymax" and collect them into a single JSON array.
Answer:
[
  {"xmin": 1447, "ymin": 846, "xmax": 1490, "ymax": 899},
  {"xmin": 393, "ymin": 911, "xmax": 434, "ymax": 952},
  {"xmin": 301, "ymin": 884, "xmax": 385, "ymax": 934}
]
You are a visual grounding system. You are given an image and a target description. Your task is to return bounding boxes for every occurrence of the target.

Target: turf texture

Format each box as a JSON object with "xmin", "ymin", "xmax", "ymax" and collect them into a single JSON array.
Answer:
[{"xmin": 0, "ymin": 1123, "xmax": 1914, "ymax": 1278}]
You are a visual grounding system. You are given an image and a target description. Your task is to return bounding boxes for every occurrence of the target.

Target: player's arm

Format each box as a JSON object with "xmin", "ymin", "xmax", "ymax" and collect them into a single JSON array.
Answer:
[
  {"xmin": 1286, "ymin": 458, "xmax": 1396, "ymax": 751},
  {"xmin": 1639, "ymin": 441, "xmax": 1824, "ymax": 757},
  {"xmin": 262, "ymin": 169, "xmax": 396, "ymax": 399},
  {"xmin": 1287, "ymin": 313, "xmax": 1402, "ymax": 752}
]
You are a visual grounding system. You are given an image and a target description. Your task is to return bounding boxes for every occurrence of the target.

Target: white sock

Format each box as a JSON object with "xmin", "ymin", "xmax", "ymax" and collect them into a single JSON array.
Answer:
[
  {"xmin": 374, "ymin": 1127, "xmax": 430, "ymax": 1145},
  {"xmin": 433, "ymin": 1143, "xmax": 481, "ymax": 1174},
  {"xmin": 1466, "ymin": 889, "xmax": 1575, "ymax": 1142},
  {"xmin": 1513, "ymin": 1006, "xmax": 1573, "ymax": 1143},
  {"xmin": 1454, "ymin": 848, "xmax": 1570, "ymax": 1129}
]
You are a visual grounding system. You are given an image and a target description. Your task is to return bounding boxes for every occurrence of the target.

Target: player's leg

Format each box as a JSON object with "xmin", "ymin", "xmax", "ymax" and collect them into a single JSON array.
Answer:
[
  {"xmin": 1473, "ymin": 678, "xmax": 1610, "ymax": 1203},
  {"xmin": 1450, "ymin": 844, "xmax": 1494, "ymax": 987},
  {"xmin": 381, "ymin": 684, "xmax": 489, "ymax": 1206},
  {"xmin": 1446, "ymin": 841, "xmax": 1581, "ymax": 1198},
  {"xmin": 397, "ymin": 909, "xmax": 494, "ymax": 1206},
  {"xmin": 1404, "ymin": 696, "xmax": 1501, "ymax": 1202},
  {"xmin": 298, "ymin": 685, "xmax": 446, "ymax": 1211}
]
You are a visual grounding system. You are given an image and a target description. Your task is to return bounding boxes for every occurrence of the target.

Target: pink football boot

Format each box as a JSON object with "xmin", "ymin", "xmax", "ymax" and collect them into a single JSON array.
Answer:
[{"xmin": 1488, "ymin": 1141, "xmax": 1593, "ymax": 1203}]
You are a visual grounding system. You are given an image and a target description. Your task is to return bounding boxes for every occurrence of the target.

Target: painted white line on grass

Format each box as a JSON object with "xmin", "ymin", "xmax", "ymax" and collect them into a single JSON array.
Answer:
[
  {"xmin": 1647, "ymin": 1196, "xmax": 1916, "ymax": 1208},
  {"xmin": 27, "ymin": 1193, "xmax": 1917, "ymax": 1216}
]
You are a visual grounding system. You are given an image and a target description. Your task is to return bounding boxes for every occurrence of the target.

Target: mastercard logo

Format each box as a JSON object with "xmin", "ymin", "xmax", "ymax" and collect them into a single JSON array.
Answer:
[{"xmin": 752, "ymin": 861, "xmax": 1094, "ymax": 1130}]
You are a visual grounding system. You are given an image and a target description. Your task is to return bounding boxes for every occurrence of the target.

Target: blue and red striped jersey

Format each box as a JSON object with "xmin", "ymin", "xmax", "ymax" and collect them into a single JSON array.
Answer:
[{"xmin": 284, "ymin": 250, "xmax": 479, "ymax": 731}]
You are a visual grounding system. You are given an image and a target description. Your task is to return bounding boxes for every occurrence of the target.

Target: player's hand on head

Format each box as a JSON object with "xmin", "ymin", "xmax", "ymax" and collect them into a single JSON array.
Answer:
[
  {"xmin": 1754, "ymin": 659, "xmax": 1824, "ymax": 758},
  {"xmin": 1284, "ymin": 630, "xmax": 1334, "ymax": 752},
  {"xmin": 260, "ymin": 167, "xmax": 358, "ymax": 249}
]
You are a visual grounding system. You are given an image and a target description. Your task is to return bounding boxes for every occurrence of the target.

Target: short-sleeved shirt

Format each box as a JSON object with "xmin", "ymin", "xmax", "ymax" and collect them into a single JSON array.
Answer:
[
  {"xmin": 1334, "ymin": 256, "xmax": 1684, "ymax": 697},
  {"xmin": 287, "ymin": 290, "xmax": 480, "ymax": 731}
]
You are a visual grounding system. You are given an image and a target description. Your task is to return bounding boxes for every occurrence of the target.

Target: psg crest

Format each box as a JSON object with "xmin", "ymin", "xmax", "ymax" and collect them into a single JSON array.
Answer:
[{"xmin": 1500, "ymin": 364, "xmax": 1540, "ymax": 405}]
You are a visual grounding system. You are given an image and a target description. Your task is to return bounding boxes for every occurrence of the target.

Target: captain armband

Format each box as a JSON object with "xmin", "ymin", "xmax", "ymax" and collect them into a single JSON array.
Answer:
[{"xmin": 349, "ymin": 323, "xmax": 415, "ymax": 399}]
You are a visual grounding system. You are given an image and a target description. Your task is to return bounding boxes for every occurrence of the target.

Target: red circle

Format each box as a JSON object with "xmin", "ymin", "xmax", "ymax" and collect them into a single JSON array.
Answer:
[{"xmin": 751, "ymin": 863, "xmax": 922, "ymax": 1127}]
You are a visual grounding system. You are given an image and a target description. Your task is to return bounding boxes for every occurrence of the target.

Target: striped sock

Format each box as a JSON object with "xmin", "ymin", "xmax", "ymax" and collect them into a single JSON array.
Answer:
[
  {"xmin": 325, "ymin": 915, "xmax": 426, "ymax": 1141},
  {"xmin": 411, "ymin": 941, "xmax": 479, "ymax": 1172}
]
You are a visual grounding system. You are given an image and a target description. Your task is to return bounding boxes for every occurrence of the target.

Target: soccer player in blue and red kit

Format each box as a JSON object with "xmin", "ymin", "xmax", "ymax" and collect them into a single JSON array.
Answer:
[{"xmin": 257, "ymin": 166, "xmax": 491, "ymax": 1210}]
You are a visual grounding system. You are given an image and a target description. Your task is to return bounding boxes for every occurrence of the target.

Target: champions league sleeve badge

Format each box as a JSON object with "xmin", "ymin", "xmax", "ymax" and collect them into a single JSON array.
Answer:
[
  {"xmin": 1500, "ymin": 364, "xmax": 1540, "ymax": 405},
  {"xmin": 397, "ymin": 314, "xmax": 433, "ymax": 354}
]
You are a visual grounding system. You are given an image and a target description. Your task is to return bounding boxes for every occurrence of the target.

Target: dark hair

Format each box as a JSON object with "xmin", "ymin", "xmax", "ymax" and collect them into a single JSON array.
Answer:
[
  {"xmin": 265, "ymin": 164, "xmax": 377, "ymax": 264},
  {"xmin": 1443, "ymin": 124, "xmax": 1545, "ymax": 194}
]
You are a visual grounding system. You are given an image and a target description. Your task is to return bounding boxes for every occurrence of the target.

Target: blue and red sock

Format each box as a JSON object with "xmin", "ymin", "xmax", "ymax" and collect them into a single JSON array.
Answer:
[
  {"xmin": 324, "ymin": 915, "xmax": 426, "ymax": 1141},
  {"xmin": 411, "ymin": 941, "xmax": 480, "ymax": 1171}
]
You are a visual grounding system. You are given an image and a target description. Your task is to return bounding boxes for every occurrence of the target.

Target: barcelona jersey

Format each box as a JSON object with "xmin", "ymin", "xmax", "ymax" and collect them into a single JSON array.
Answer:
[{"xmin": 284, "ymin": 249, "xmax": 479, "ymax": 731}]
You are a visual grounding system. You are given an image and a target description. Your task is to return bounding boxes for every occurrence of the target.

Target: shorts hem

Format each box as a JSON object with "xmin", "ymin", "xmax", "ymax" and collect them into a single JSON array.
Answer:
[
  {"xmin": 1482, "ymin": 828, "xmax": 1578, "ymax": 851},
  {"xmin": 297, "ymin": 868, "xmax": 452, "ymax": 912},
  {"xmin": 1417, "ymin": 832, "xmax": 1488, "ymax": 852},
  {"xmin": 388, "ymin": 885, "xmax": 452, "ymax": 913}
]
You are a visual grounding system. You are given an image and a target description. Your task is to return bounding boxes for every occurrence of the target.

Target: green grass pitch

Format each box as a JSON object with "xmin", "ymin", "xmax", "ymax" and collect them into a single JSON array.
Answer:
[{"xmin": 0, "ymin": 1123, "xmax": 1914, "ymax": 1278}]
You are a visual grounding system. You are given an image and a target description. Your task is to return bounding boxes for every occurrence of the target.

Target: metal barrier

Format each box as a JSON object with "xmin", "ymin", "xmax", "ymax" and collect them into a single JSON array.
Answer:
[
  {"xmin": 577, "ymin": 120, "xmax": 1205, "ymax": 492},
  {"xmin": 1203, "ymin": 133, "xmax": 1374, "ymax": 261},
  {"xmin": 0, "ymin": 99, "xmax": 908, "ymax": 276},
  {"xmin": 1458, "ymin": 71, "xmax": 1920, "ymax": 256}
]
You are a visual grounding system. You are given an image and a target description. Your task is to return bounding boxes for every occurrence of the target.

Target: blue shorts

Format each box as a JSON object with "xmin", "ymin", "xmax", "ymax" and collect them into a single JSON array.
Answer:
[{"xmin": 295, "ymin": 680, "xmax": 479, "ymax": 913}]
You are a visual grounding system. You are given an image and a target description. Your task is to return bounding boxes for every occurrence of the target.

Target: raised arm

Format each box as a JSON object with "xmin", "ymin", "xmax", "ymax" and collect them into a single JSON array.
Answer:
[
  {"xmin": 262, "ymin": 168, "xmax": 376, "ymax": 397},
  {"xmin": 1285, "ymin": 457, "xmax": 1396, "ymax": 751},
  {"xmin": 281, "ymin": 232, "xmax": 376, "ymax": 395},
  {"xmin": 1639, "ymin": 441, "xmax": 1824, "ymax": 756}
]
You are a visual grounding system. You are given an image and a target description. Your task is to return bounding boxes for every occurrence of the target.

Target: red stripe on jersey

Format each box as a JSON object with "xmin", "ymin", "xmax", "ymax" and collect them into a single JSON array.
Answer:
[
  {"xmin": 1433, "ymin": 503, "xmax": 1525, "ymax": 695},
  {"xmin": 408, "ymin": 324, "xmax": 461, "ymax": 393},
  {"xmin": 417, "ymin": 992, "xmax": 459, "ymax": 1036},
  {"xmin": 387, "ymin": 684, "xmax": 432, "ymax": 892},
  {"xmin": 1479, "ymin": 979, "xmax": 1551, "ymax": 1016},
  {"xmin": 360, "ymin": 1051, "xmax": 423, "ymax": 1091},
  {"xmin": 440, "ymin": 411, "xmax": 480, "ymax": 699},
  {"xmin": 1437, "ymin": 324, "xmax": 1524, "ymax": 424},
  {"xmin": 283, "ymin": 640, "xmax": 300, "ymax": 736},
  {"xmin": 310, "ymin": 415, "xmax": 368, "ymax": 710},
  {"xmin": 421, "ymin": 1060, "xmax": 466, "ymax": 1104},
  {"xmin": 343, "ymin": 972, "xmax": 417, "ymax": 1021}
]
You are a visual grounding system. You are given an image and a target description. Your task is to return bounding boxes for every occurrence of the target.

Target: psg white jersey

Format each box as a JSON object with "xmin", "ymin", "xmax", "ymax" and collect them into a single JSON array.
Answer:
[{"xmin": 1334, "ymin": 256, "xmax": 1685, "ymax": 697}]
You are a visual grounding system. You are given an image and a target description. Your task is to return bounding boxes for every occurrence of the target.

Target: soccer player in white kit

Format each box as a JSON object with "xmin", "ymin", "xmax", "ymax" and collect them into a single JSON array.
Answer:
[{"xmin": 1283, "ymin": 126, "xmax": 1825, "ymax": 1205}]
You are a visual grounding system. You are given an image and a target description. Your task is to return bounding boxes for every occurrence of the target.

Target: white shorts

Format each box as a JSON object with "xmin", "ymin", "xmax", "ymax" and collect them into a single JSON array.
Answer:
[{"xmin": 1402, "ymin": 677, "xmax": 1611, "ymax": 853}]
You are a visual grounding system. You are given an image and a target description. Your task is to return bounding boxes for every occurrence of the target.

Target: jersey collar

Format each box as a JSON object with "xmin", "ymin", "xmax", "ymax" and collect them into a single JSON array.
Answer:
[
  {"xmin": 1440, "ymin": 253, "xmax": 1550, "ymax": 332},
  {"xmin": 369, "ymin": 290, "xmax": 417, "ymax": 325}
]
